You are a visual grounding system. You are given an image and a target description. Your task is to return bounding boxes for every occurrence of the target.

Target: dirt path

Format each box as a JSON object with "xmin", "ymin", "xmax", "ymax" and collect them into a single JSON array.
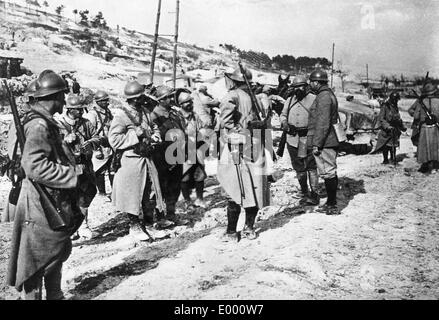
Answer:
[{"xmin": 1, "ymin": 134, "xmax": 439, "ymax": 300}]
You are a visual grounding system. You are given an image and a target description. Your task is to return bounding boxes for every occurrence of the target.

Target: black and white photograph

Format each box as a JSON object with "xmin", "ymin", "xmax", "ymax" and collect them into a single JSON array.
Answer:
[{"xmin": 0, "ymin": 0, "xmax": 438, "ymax": 303}]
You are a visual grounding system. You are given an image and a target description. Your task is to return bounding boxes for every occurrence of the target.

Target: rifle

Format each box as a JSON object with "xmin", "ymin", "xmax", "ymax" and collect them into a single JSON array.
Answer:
[
  {"xmin": 277, "ymin": 131, "xmax": 287, "ymax": 158},
  {"xmin": 2, "ymin": 80, "xmax": 69, "ymax": 231},
  {"xmin": 238, "ymin": 61, "xmax": 266, "ymax": 121}
]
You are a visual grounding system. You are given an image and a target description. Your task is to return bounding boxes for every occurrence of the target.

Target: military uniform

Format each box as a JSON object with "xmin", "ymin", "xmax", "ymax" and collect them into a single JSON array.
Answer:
[
  {"xmin": 374, "ymin": 96, "xmax": 405, "ymax": 163},
  {"xmin": 409, "ymin": 96, "xmax": 439, "ymax": 168},
  {"xmin": 57, "ymin": 112, "xmax": 97, "ymax": 210},
  {"xmin": 308, "ymin": 70, "xmax": 340, "ymax": 214},
  {"xmin": 150, "ymin": 103, "xmax": 186, "ymax": 219},
  {"xmin": 280, "ymin": 91, "xmax": 318, "ymax": 203},
  {"xmin": 7, "ymin": 69, "xmax": 83, "ymax": 300},
  {"xmin": 217, "ymin": 70, "xmax": 270, "ymax": 239},
  {"xmin": 85, "ymin": 103, "xmax": 114, "ymax": 194}
]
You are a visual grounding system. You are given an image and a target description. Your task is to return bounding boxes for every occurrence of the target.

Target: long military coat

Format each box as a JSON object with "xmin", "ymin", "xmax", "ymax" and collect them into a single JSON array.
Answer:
[
  {"xmin": 308, "ymin": 85, "xmax": 340, "ymax": 149},
  {"xmin": 57, "ymin": 114, "xmax": 98, "ymax": 208},
  {"xmin": 84, "ymin": 106, "xmax": 114, "ymax": 172},
  {"xmin": 108, "ymin": 105, "xmax": 161, "ymax": 215},
  {"xmin": 216, "ymin": 86, "xmax": 270, "ymax": 209},
  {"xmin": 7, "ymin": 107, "xmax": 82, "ymax": 291},
  {"xmin": 374, "ymin": 101, "xmax": 404, "ymax": 152}
]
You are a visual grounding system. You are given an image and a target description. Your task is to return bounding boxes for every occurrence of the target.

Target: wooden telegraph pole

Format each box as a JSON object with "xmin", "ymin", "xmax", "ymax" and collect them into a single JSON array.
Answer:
[
  {"xmin": 172, "ymin": 0, "xmax": 180, "ymax": 89},
  {"xmin": 331, "ymin": 43, "xmax": 335, "ymax": 89},
  {"xmin": 150, "ymin": 0, "xmax": 162, "ymax": 84},
  {"xmin": 366, "ymin": 64, "xmax": 369, "ymax": 87}
]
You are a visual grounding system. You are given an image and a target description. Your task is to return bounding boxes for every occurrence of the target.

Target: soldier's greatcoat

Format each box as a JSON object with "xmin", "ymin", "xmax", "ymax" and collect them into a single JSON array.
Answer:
[
  {"xmin": 409, "ymin": 97, "xmax": 439, "ymax": 163},
  {"xmin": 7, "ymin": 107, "xmax": 82, "ymax": 291},
  {"xmin": 308, "ymin": 85, "xmax": 340, "ymax": 150},
  {"xmin": 216, "ymin": 86, "xmax": 270, "ymax": 209},
  {"xmin": 84, "ymin": 106, "xmax": 114, "ymax": 172},
  {"xmin": 374, "ymin": 100, "xmax": 404, "ymax": 153},
  {"xmin": 108, "ymin": 105, "xmax": 161, "ymax": 215}
]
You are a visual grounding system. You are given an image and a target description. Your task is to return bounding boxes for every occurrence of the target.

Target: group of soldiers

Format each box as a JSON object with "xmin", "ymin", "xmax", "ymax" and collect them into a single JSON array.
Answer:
[{"xmin": 3, "ymin": 62, "xmax": 438, "ymax": 300}]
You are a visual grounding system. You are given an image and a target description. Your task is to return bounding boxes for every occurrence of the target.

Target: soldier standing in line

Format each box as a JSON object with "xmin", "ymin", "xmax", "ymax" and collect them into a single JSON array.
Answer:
[
  {"xmin": 216, "ymin": 67, "xmax": 270, "ymax": 241},
  {"xmin": 57, "ymin": 94, "xmax": 98, "ymax": 240},
  {"xmin": 151, "ymin": 85, "xmax": 189, "ymax": 225},
  {"xmin": 373, "ymin": 91, "xmax": 407, "ymax": 164},
  {"xmin": 7, "ymin": 70, "xmax": 84, "ymax": 300},
  {"xmin": 308, "ymin": 69, "xmax": 340, "ymax": 215},
  {"xmin": 280, "ymin": 75, "xmax": 319, "ymax": 205},
  {"xmin": 408, "ymin": 83, "xmax": 439, "ymax": 173},
  {"xmin": 84, "ymin": 90, "xmax": 114, "ymax": 197},
  {"xmin": 177, "ymin": 91, "xmax": 209, "ymax": 209},
  {"xmin": 108, "ymin": 81, "xmax": 164, "ymax": 241}
]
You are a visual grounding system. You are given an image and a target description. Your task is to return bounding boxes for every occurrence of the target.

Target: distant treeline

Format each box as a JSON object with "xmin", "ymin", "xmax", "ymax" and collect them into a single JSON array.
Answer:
[{"xmin": 219, "ymin": 43, "xmax": 332, "ymax": 72}]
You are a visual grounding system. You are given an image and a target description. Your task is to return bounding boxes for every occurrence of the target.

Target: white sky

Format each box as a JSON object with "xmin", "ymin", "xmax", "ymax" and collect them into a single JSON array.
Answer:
[{"xmin": 16, "ymin": 0, "xmax": 439, "ymax": 77}]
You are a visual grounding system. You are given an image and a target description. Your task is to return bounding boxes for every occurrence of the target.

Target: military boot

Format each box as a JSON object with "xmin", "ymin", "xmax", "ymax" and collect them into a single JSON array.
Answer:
[
  {"xmin": 127, "ymin": 213, "xmax": 150, "ymax": 241},
  {"xmin": 295, "ymin": 172, "xmax": 309, "ymax": 201},
  {"xmin": 242, "ymin": 207, "xmax": 258, "ymax": 240},
  {"xmin": 222, "ymin": 201, "xmax": 241, "ymax": 242}
]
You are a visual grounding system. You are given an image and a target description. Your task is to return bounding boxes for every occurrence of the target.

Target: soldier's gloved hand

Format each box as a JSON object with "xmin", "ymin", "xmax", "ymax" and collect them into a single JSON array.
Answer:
[
  {"xmin": 313, "ymin": 146, "xmax": 322, "ymax": 157},
  {"xmin": 65, "ymin": 133, "xmax": 77, "ymax": 144}
]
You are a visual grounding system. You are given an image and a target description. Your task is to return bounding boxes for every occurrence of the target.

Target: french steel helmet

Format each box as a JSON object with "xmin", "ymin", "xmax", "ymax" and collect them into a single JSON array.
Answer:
[
  {"xmin": 66, "ymin": 94, "xmax": 86, "ymax": 109},
  {"xmin": 23, "ymin": 79, "xmax": 38, "ymax": 102},
  {"xmin": 33, "ymin": 70, "xmax": 69, "ymax": 98},
  {"xmin": 291, "ymin": 75, "xmax": 308, "ymax": 87},
  {"xmin": 309, "ymin": 69, "xmax": 329, "ymax": 82},
  {"xmin": 421, "ymin": 83, "xmax": 437, "ymax": 97},
  {"xmin": 389, "ymin": 90, "xmax": 401, "ymax": 101},
  {"xmin": 124, "ymin": 81, "xmax": 145, "ymax": 100},
  {"xmin": 225, "ymin": 66, "xmax": 253, "ymax": 82},
  {"xmin": 177, "ymin": 92, "xmax": 193, "ymax": 106},
  {"xmin": 154, "ymin": 85, "xmax": 175, "ymax": 101},
  {"xmin": 94, "ymin": 90, "xmax": 110, "ymax": 102}
]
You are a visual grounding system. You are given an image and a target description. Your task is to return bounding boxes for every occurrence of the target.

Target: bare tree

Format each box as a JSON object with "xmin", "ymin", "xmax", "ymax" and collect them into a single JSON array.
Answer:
[
  {"xmin": 43, "ymin": 1, "xmax": 49, "ymax": 12},
  {"xmin": 55, "ymin": 4, "xmax": 64, "ymax": 16}
]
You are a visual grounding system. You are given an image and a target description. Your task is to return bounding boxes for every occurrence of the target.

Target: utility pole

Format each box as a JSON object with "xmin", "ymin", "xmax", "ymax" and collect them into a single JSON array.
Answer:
[
  {"xmin": 150, "ymin": 0, "xmax": 162, "ymax": 84},
  {"xmin": 366, "ymin": 64, "xmax": 369, "ymax": 87},
  {"xmin": 172, "ymin": 0, "xmax": 180, "ymax": 89},
  {"xmin": 331, "ymin": 42, "xmax": 335, "ymax": 89}
]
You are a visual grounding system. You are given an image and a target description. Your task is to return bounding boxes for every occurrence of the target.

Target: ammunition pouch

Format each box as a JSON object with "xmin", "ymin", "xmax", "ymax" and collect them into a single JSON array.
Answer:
[
  {"xmin": 296, "ymin": 128, "xmax": 308, "ymax": 137},
  {"xmin": 110, "ymin": 150, "xmax": 124, "ymax": 174},
  {"xmin": 133, "ymin": 142, "xmax": 156, "ymax": 158}
]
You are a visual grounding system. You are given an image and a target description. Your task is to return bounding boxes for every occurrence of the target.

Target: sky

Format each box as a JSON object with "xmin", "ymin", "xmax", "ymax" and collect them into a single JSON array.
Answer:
[{"xmin": 19, "ymin": 0, "xmax": 439, "ymax": 78}]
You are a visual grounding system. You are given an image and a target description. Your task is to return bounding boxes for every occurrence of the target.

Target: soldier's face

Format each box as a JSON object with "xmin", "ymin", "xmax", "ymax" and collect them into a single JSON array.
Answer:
[
  {"xmin": 55, "ymin": 92, "xmax": 66, "ymax": 114},
  {"xmin": 68, "ymin": 108, "xmax": 84, "ymax": 120},
  {"xmin": 97, "ymin": 99, "xmax": 109, "ymax": 109},
  {"xmin": 309, "ymin": 81, "xmax": 319, "ymax": 92}
]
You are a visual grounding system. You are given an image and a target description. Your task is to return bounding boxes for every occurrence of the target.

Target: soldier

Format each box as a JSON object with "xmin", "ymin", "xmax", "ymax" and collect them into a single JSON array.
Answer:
[
  {"xmin": 7, "ymin": 70, "xmax": 84, "ymax": 300},
  {"xmin": 151, "ymin": 85, "xmax": 189, "ymax": 225},
  {"xmin": 374, "ymin": 91, "xmax": 407, "ymax": 164},
  {"xmin": 280, "ymin": 75, "xmax": 319, "ymax": 205},
  {"xmin": 216, "ymin": 67, "xmax": 270, "ymax": 241},
  {"xmin": 308, "ymin": 69, "xmax": 340, "ymax": 215},
  {"xmin": 108, "ymin": 81, "xmax": 164, "ymax": 241},
  {"xmin": 177, "ymin": 91, "xmax": 209, "ymax": 209},
  {"xmin": 408, "ymin": 83, "xmax": 439, "ymax": 173},
  {"xmin": 84, "ymin": 90, "xmax": 114, "ymax": 196},
  {"xmin": 57, "ymin": 94, "xmax": 98, "ymax": 240}
]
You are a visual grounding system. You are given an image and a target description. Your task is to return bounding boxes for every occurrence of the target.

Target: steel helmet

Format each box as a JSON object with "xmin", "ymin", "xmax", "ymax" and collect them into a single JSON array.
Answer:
[
  {"xmin": 292, "ymin": 75, "xmax": 308, "ymax": 87},
  {"xmin": 309, "ymin": 69, "xmax": 328, "ymax": 82},
  {"xmin": 94, "ymin": 90, "xmax": 109, "ymax": 102},
  {"xmin": 66, "ymin": 94, "xmax": 86, "ymax": 109},
  {"xmin": 23, "ymin": 79, "xmax": 38, "ymax": 103},
  {"xmin": 124, "ymin": 81, "xmax": 145, "ymax": 100},
  {"xmin": 225, "ymin": 66, "xmax": 252, "ymax": 82},
  {"xmin": 421, "ymin": 83, "xmax": 437, "ymax": 97},
  {"xmin": 33, "ymin": 70, "xmax": 69, "ymax": 98},
  {"xmin": 155, "ymin": 85, "xmax": 175, "ymax": 101},
  {"xmin": 177, "ymin": 92, "xmax": 193, "ymax": 106}
]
